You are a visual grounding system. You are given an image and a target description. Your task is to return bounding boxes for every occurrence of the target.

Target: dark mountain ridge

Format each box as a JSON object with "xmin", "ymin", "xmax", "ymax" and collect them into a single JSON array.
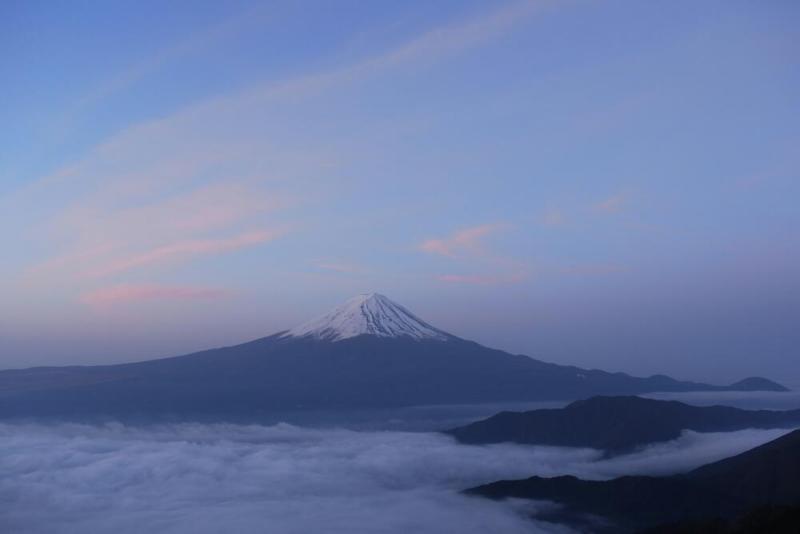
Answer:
[
  {"xmin": 466, "ymin": 428, "xmax": 800, "ymax": 532},
  {"xmin": 447, "ymin": 395, "xmax": 800, "ymax": 454}
]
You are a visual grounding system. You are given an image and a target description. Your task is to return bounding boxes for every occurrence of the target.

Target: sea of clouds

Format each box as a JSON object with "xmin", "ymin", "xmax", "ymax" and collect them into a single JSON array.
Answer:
[{"xmin": 0, "ymin": 422, "xmax": 790, "ymax": 534}]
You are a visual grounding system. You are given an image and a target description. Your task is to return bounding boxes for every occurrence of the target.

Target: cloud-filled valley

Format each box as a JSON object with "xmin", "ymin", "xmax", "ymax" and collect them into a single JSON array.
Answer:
[{"xmin": 0, "ymin": 422, "xmax": 790, "ymax": 533}]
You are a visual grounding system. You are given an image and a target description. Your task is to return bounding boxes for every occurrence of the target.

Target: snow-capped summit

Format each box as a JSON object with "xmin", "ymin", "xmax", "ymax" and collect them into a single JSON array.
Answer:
[{"xmin": 282, "ymin": 293, "xmax": 452, "ymax": 342}]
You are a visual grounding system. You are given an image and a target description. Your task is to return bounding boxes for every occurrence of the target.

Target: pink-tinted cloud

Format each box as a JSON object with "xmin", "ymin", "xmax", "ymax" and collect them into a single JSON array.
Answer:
[
  {"xmin": 58, "ymin": 181, "xmax": 286, "ymax": 253},
  {"xmin": 81, "ymin": 284, "xmax": 230, "ymax": 306},
  {"xmin": 594, "ymin": 193, "xmax": 629, "ymax": 214},
  {"xmin": 420, "ymin": 223, "xmax": 507, "ymax": 257},
  {"xmin": 88, "ymin": 229, "xmax": 283, "ymax": 277}
]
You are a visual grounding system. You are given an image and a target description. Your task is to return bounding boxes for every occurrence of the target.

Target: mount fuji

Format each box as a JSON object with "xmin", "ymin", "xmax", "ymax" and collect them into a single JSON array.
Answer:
[
  {"xmin": 0, "ymin": 293, "xmax": 786, "ymax": 420},
  {"xmin": 282, "ymin": 293, "xmax": 452, "ymax": 342}
]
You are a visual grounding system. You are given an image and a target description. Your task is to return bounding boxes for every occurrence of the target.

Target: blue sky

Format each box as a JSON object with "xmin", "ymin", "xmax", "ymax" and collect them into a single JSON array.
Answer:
[{"xmin": 1, "ymin": 0, "xmax": 798, "ymax": 383}]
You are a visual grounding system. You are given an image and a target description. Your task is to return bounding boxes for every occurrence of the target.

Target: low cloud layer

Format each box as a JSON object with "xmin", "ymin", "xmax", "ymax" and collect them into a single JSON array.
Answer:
[
  {"xmin": 0, "ymin": 423, "xmax": 789, "ymax": 533},
  {"xmin": 581, "ymin": 427, "xmax": 792, "ymax": 479}
]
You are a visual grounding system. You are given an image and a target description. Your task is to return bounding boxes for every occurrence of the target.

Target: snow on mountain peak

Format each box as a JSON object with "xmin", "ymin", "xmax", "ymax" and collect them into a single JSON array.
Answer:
[{"xmin": 282, "ymin": 293, "xmax": 452, "ymax": 342}]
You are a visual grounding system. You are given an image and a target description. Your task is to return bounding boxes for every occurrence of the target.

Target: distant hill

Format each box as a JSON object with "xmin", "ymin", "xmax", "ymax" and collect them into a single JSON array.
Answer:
[
  {"xmin": 447, "ymin": 395, "xmax": 800, "ymax": 454},
  {"xmin": 0, "ymin": 294, "xmax": 788, "ymax": 420},
  {"xmin": 728, "ymin": 377, "xmax": 789, "ymax": 392},
  {"xmin": 466, "ymin": 428, "xmax": 800, "ymax": 533}
]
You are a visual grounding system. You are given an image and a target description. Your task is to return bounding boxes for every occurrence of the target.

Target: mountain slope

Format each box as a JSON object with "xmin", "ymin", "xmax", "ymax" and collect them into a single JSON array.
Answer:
[
  {"xmin": 468, "ymin": 474, "xmax": 740, "ymax": 531},
  {"xmin": 447, "ymin": 396, "xmax": 800, "ymax": 454},
  {"xmin": 0, "ymin": 294, "xmax": 788, "ymax": 420},
  {"xmin": 689, "ymin": 427, "xmax": 800, "ymax": 506},
  {"xmin": 466, "ymin": 428, "xmax": 800, "ymax": 532}
]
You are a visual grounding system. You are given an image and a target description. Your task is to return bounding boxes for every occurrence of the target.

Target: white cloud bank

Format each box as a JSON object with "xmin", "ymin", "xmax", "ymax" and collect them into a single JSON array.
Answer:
[{"xmin": 0, "ymin": 423, "xmax": 789, "ymax": 534}]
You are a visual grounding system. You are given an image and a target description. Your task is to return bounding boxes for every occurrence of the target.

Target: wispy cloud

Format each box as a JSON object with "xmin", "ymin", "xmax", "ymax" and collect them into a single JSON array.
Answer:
[
  {"xmin": 594, "ymin": 192, "xmax": 629, "ymax": 214},
  {"xmin": 87, "ymin": 229, "xmax": 284, "ymax": 278},
  {"xmin": 420, "ymin": 224, "xmax": 508, "ymax": 258},
  {"xmin": 368, "ymin": 0, "xmax": 550, "ymax": 69},
  {"xmin": 64, "ymin": 4, "xmax": 276, "ymax": 123},
  {"xmin": 9, "ymin": 0, "xmax": 552, "ymax": 311},
  {"xmin": 81, "ymin": 284, "xmax": 230, "ymax": 306},
  {"xmin": 538, "ymin": 208, "xmax": 566, "ymax": 227},
  {"xmin": 421, "ymin": 224, "xmax": 527, "ymax": 285},
  {"xmin": 58, "ymin": 181, "xmax": 288, "ymax": 251},
  {"xmin": 25, "ymin": 179, "xmax": 288, "ymax": 286}
]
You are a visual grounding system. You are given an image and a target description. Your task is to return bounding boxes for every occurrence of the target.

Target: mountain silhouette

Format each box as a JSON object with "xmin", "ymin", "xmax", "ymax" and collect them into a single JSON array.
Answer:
[
  {"xmin": 0, "ymin": 294, "xmax": 787, "ymax": 420},
  {"xmin": 466, "ymin": 428, "xmax": 800, "ymax": 532},
  {"xmin": 447, "ymin": 395, "xmax": 800, "ymax": 454}
]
